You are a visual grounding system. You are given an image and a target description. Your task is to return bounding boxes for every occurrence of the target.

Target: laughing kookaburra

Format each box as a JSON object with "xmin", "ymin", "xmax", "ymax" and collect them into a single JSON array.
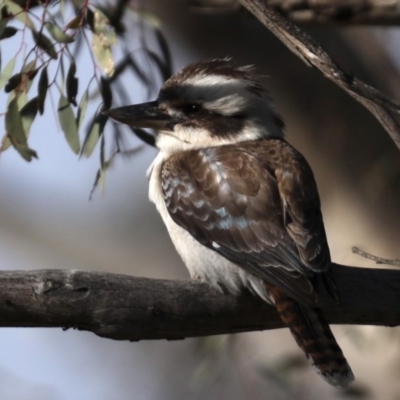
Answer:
[{"xmin": 105, "ymin": 59, "xmax": 354, "ymax": 388}]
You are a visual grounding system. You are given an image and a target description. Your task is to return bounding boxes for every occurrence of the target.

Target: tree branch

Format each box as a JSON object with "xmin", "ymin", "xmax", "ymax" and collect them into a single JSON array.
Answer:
[
  {"xmin": 239, "ymin": 0, "xmax": 400, "ymax": 151},
  {"xmin": 192, "ymin": 0, "xmax": 400, "ymax": 25},
  {"xmin": 352, "ymin": 247, "xmax": 400, "ymax": 267},
  {"xmin": 264, "ymin": 0, "xmax": 400, "ymax": 25},
  {"xmin": 1, "ymin": 264, "xmax": 400, "ymax": 341}
]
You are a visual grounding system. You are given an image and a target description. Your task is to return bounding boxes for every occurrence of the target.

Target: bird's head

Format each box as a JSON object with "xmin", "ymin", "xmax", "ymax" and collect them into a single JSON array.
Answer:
[{"xmin": 105, "ymin": 59, "xmax": 284, "ymax": 153}]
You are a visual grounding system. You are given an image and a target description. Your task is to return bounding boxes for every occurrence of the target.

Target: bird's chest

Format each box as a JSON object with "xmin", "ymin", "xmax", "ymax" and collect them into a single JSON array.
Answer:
[
  {"xmin": 147, "ymin": 152, "xmax": 231, "ymax": 281},
  {"xmin": 147, "ymin": 152, "xmax": 268, "ymax": 300}
]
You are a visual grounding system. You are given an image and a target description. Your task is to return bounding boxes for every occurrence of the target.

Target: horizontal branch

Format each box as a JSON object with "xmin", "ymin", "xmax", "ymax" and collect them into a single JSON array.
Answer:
[{"xmin": 1, "ymin": 264, "xmax": 400, "ymax": 341}]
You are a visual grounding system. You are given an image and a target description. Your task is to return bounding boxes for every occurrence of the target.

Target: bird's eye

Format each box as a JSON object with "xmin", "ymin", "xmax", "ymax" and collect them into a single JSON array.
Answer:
[{"xmin": 182, "ymin": 103, "xmax": 202, "ymax": 116}]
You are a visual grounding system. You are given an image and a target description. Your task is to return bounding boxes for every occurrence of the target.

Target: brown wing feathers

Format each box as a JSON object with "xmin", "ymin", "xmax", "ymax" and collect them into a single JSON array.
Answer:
[
  {"xmin": 162, "ymin": 138, "xmax": 327, "ymax": 303},
  {"xmin": 162, "ymin": 138, "xmax": 353, "ymax": 388}
]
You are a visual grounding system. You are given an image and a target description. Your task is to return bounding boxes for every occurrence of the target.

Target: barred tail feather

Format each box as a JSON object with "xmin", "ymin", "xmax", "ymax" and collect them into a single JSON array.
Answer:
[{"xmin": 270, "ymin": 286, "xmax": 354, "ymax": 388}]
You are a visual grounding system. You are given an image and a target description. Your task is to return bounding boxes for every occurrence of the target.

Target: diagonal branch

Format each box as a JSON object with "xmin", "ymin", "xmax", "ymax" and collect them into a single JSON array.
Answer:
[
  {"xmin": 260, "ymin": 0, "xmax": 400, "ymax": 25},
  {"xmin": 239, "ymin": 0, "xmax": 400, "ymax": 151},
  {"xmin": 1, "ymin": 264, "xmax": 400, "ymax": 341}
]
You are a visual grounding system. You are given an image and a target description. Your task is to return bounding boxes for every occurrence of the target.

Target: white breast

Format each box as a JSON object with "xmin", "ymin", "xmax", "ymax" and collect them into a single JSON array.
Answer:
[{"xmin": 147, "ymin": 151, "xmax": 269, "ymax": 302}]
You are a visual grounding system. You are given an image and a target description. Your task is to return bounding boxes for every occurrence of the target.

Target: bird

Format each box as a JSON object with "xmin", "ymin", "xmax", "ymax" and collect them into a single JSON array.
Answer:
[{"xmin": 104, "ymin": 58, "xmax": 354, "ymax": 388}]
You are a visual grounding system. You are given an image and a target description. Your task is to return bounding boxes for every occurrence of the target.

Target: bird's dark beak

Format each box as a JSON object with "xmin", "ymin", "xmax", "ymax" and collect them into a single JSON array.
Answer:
[{"xmin": 103, "ymin": 101, "xmax": 178, "ymax": 131}]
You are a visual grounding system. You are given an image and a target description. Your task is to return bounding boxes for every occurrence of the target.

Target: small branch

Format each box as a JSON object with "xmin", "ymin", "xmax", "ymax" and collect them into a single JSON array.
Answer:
[
  {"xmin": 239, "ymin": 0, "xmax": 400, "ymax": 151},
  {"xmin": 1, "ymin": 264, "xmax": 400, "ymax": 341},
  {"xmin": 267, "ymin": 0, "xmax": 400, "ymax": 26},
  {"xmin": 192, "ymin": 0, "xmax": 400, "ymax": 25},
  {"xmin": 352, "ymin": 246, "xmax": 400, "ymax": 267}
]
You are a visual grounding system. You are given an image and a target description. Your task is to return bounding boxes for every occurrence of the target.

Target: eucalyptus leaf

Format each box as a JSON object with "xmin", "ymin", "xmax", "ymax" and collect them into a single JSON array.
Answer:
[
  {"xmin": 81, "ymin": 120, "xmax": 101, "ymax": 157},
  {"xmin": 5, "ymin": 0, "xmax": 35, "ymax": 30},
  {"xmin": 89, "ymin": 168, "xmax": 101, "ymax": 200},
  {"xmin": 0, "ymin": 26, "xmax": 17, "ymax": 40},
  {"xmin": 20, "ymin": 96, "xmax": 38, "ymax": 134},
  {"xmin": 6, "ymin": 97, "xmax": 26, "ymax": 144},
  {"xmin": 21, "ymin": 60, "xmax": 38, "ymax": 94},
  {"xmin": 66, "ymin": 15, "xmax": 81, "ymax": 30},
  {"xmin": 58, "ymin": 93, "xmax": 80, "ymax": 153},
  {"xmin": 92, "ymin": 9, "xmax": 116, "ymax": 76},
  {"xmin": 100, "ymin": 77, "xmax": 112, "ymax": 109},
  {"xmin": 92, "ymin": 36, "xmax": 114, "ymax": 76},
  {"xmin": 32, "ymin": 30, "xmax": 58, "ymax": 60},
  {"xmin": 10, "ymin": 139, "xmax": 38, "ymax": 161},
  {"xmin": 86, "ymin": 8, "xmax": 95, "ymax": 31},
  {"xmin": 45, "ymin": 21, "xmax": 74, "ymax": 44},
  {"xmin": 22, "ymin": 60, "xmax": 36, "ymax": 74},
  {"xmin": 0, "ymin": 57, "xmax": 16, "ymax": 90},
  {"xmin": 1, "ymin": 135, "xmax": 12, "ymax": 151},
  {"xmin": 5, "ymin": 60, "xmax": 37, "ymax": 93},
  {"xmin": 76, "ymin": 88, "xmax": 88, "ymax": 128},
  {"xmin": 0, "ymin": 18, "xmax": 7, "ymax": 38},
  {"xmin": 4, "ymin": 72, "xmax": 21, "ymax": 92},
  {"xmin": 17, "ymin": 91, "xmax": 27, "ymax": 109},
  {"xmin": 66, "ymin": 60, "xmax": 78, "ymax": 106},
  {"xmin": 37, "ymin": 66, "xmax": 48, "ymax": 114}
]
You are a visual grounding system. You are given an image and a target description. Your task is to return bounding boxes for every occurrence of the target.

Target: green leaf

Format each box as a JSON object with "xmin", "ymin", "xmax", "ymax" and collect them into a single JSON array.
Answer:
[
  {"xmin": 58, "ymin": 93, "xmax": 80, "ymax": 153},
  {"xmin": 17, "ymin": 90, "xmax": 27, "ymax": 109},
  {"xmin": 0, "ymin": 57, "xmax": 16, "ymax": 90},
  {"xmin": 100, "ymin": 77, "xmax": 112, "ymax": 109},
  {"xmin": 4, "ymin": 72, "xmax": 21, "ymax": 92},
  {"xmin": 20, "ymin": 96, "xmax": 38, "ymax": 134},
  {"xmin": 92, "ymin": 9, "xmax": 116, "ymax": 76},
  {"xmin": 0, "ymin": 18, "xmax": 7, "ymax": 39},
  {"xmin": 37, "ymin": 66, "xmax": 48, "ymax": 114},
  {"xmin": 92, "ymin": 34, "xmax": 115, "ymax": 76},
  {"xmin": 32, "ymin": 30, "xmax": 58, "ymax": 60},
  {"xmin": 1, "ymin": 135, "xmax": 12, "ymax": 152},
  {"xmin": 45, "ymin": 21, "xmax": 74, "ymax": 44},
  {"xmin": 22, "ymin": 60, "xmax": 36, "ymax": 74},
  {"xmin": 89, "ymin": 168, "xmax": 102, "ymax": 200},
  {"xmin": 5, "ymin": 60, "xmax": 36, "ymax": 93},
  {"xmin": 81, "ymin": 120, "xmax": 101, "ymax": 157},
  {"xmin": 10, "ymin": 139, "xmax": 38, "ymax": 161},
  {"xmin": 86, "ymin": 7, "xmax": 95, "ymax": 31},
  {"xmin": 0, "ymin": 26, "xmax": 17, "ymax": 40},
  {"xmin": 65, "ymin": 15, "xmax": 81, "ymax": 30},
  {"xmin": 89, "ymin": 135, "xmax": 106, "ymax": 199},
  {"xmin": 5, "ymin": 0, "xmax": 35, "ymax": 30},
  {"xmin": 76, "ymin": 88, "xmax": 88, "ymax": 128},
  {"xmin": 6, "ymin": 97, "xmax": 26, "ymax": 144},
  {"xmin": 66, "ymin": 60, "xmax": 78, "ymax": 106},
  {"xmin": 22, "ymin": 60, "xmax": 37, "ymax": 86}
]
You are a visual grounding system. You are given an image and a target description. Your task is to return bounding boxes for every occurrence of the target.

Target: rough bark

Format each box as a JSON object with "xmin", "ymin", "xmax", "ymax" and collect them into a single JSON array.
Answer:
[{"xmin": 1, "ymin": 264, "xmax": 399, "ymax": 341}]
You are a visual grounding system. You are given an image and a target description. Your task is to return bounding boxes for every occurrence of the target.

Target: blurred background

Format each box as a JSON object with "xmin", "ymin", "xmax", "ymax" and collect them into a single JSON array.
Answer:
[{"xmin": 1, "ymin": 0, "xmax": 400, "ymax": 398}]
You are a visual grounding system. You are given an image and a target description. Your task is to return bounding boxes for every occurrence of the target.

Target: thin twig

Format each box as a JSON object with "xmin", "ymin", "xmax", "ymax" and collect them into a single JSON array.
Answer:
[
  {"xmin": 239, "ymin": 0, "xmax": 400, "ymax": 151},
  {"xmin": 352, "ymin": 246, "xmax": 400, "ymax": 267}
]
